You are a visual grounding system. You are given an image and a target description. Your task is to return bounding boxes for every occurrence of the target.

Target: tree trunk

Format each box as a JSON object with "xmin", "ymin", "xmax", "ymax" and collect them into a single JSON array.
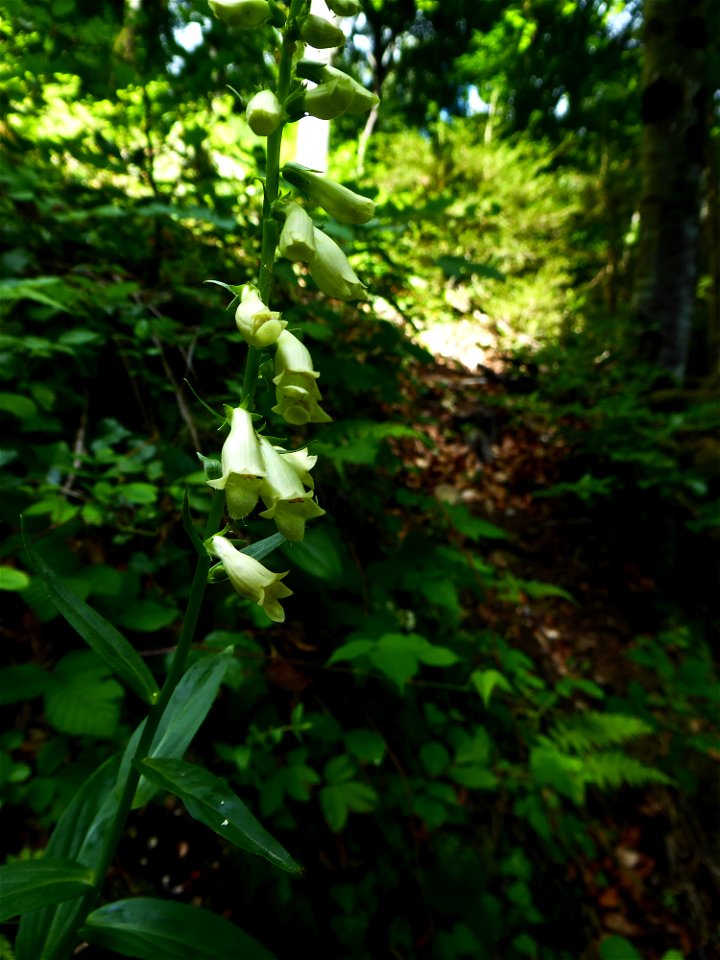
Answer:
[{"xmin": 631, "ymin": 0, "xmax": 708, "ymax": 382}]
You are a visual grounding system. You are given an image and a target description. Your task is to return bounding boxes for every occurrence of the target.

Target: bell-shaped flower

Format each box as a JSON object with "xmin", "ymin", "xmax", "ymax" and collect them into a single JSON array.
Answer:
[
  {"xmin": 208, "ymin": 0, "xmax": 271, "ymax": 29},
  {"xmin": 278, "ymin": 204, "xmax": 316, "ymax": 262},
  {"xmin": 246, "ymin": 89, "xmax": 283, "ymax": 136},
  {"xmin": 309, "ymin": 228, "xmax": 367, "ymax": 301},
  {"xmin": 299, "ymin": 13, "xmax": 345, "ymax": 49},
  {"xmin": 234, "ymin": 284, "xmax": 286, "ymax": 347},
  {"xmin": 282, "ymin": 162, "xmax": 374, "ymax": 224},
  {"xmin": 272, "ymin": 330, "xmax": 331, "ymax": 425},
  {"xmin": 279, "ymin": 447, "xmax": 318, "ymax": 489},
  {"xmin": 208, "ymin": 535, "xmax": 292, "ymax": 623},
  {"xmin": 206, "ymin": 406, "xmax": 266, "ymax": 519},
  {"xmin": 325, "ymin": 0, "xmax": 361, "ymax": 15},
  {"xmin": 257, "ymin": 436, "xmax": 325, "ymax": 542}
]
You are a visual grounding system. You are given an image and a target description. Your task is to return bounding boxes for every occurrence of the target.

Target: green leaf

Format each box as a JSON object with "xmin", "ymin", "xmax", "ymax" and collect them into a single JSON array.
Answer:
[
  {"xmin": 344, "ymin": 729, "xmax": 386, "ymax": 765},
  {"xmin": 444, "ymin": 505, "xmax": 509, "ymax": 541},
  {"xmin": 283, "ymin": 526, "xmax": 345, "ymax": 584},
  {"xmin": 16, "ymin": 756, "xmax": 121, "ymax": 960},
  {"xmin": 0, "ymin": 393, "xmax": 38, "ymax": 419},
  {"xmin": 471, "ymin": 669, "xmax": 513, "ymax": 707},
  {"xmin": 80, "ymin": 899, "xmax": 274, "ymax": 960},
  {"xmin": 117, "ymin": 600, "xmax": 179, "ymax": 633},
  {"xmin": 23, "ymin": 537, "xmax": 159, "ymax": 705},
  {"xmin": 119, "ymin": 655, "xmax": 229, "ymax": 809},
  {"xmin": 0, "ymin": 860, "xmax": 95, "ymax": 922},
  {"xmin": 368, "ymin": 646, "xmax": 418, "ymax": 691},
  {"xmin": 0, "ymin": 566, "xmax": 30, "ymax": 591},
  {"xmin": 449, "ymin": 767, "xmax": 498, "ymax": 790},
  {"xmin": 530, "ymin": 745, "xmax": 585, "ymax": 804},
  {"xmin": 327, "ymin": 639, "xmax": 375, "ymax": 664},
  {"xmin": 44, "ymin": 652, "xmax": 124, "ymax": 738},
  {"xmin": 0, "ymin": 278, "xmax": 70, "ymax": 313},
  {"xmin": 241, "ymin": 532, "xmax": 286, "ymax": 563},
  {"xmin": 420, "ymin": 742, "xmax": 451, "ymax": 777},
  {"xmin": 599, "ymin": 936, "xmax": 642, "ymax": 960},
  {"xmin": 435, "ymin": 255, "xmax": 506, "ymax": 282},
  {"xmin": 120, "ymin": 483, "xmax": 158, "ymax": 505},
  {"xmin": 417, "ymin": 645, "xmax": 461, "ymax": 667},
  {"xmin": 0, "ymin": 664, "xmax": 49, "ymax": 705},
  {"xmin": 320, "ymin": 782, "xmax": 378, "ymax": 833},
  {"xmin": 136, "ymin": 758, "xmax": 300, "ymax": 874}
]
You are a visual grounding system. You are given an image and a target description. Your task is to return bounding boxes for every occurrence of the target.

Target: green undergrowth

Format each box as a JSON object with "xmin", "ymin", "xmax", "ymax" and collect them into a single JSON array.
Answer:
[{"xmin": 2, "ymin": 81, "xmax": 718, "ymax": 960}]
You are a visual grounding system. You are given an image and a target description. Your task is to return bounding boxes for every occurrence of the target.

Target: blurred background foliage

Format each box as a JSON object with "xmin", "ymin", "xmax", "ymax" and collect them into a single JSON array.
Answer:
[{"xmin": 1, "ymin": 1, "xmax": 718, "ymax": 958}]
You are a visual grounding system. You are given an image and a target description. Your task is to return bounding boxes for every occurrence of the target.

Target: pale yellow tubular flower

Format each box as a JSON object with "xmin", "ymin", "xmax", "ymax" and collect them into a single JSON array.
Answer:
[
  {"xmin": 235, "ymin": 284, "xmax": 287, "ymax": 347},
  {"xmin": 206, "ymin": 406, "xmax": 266, "ymax": 519},
  {"xmin": 271, "ymin": 330, "xmax": 331, "ymax": 425},
  {"xmin": 282, "ymin": 162, "xmax": 375, "ymax": 225},
  {"xmin": 278, "ymin": 204, "xmax": 317, "ymax": 262},
  {"xmin": 209, "ymin": 535, "xmax": 292, "ymax": 623},
  {"xmin": 257, "ymin": 436, "xmax": 325, "ymax": 542},
  {"xmin": 246, "ymin": 89, "xmax": 283, "ymax": 136},
  {"xmin": 309, "ymin": 228, "xmax": 367, "ymax": 301}
]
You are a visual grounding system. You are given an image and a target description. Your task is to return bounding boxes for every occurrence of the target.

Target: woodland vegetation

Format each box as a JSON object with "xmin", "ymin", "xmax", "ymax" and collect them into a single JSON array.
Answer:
[{"xmin": 0, "ymin": 1, "xmax": 718, "ymax": 959}]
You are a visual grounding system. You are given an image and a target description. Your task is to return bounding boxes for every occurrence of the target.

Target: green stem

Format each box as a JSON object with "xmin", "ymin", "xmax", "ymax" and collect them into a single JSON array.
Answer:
[
  {"xmin": 56, "ymin": 491, "xmax": 227, "ymax": 960},
  {"xmin": 241, "ymin": 0, "xmax": 306, "ymax": 408}
]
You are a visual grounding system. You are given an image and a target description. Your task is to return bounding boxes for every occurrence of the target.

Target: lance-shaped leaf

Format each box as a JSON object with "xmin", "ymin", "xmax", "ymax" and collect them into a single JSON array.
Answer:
[
  {"xmin": 80, "ymin": 898, "xmax": 274, "ymax": 960},
  {"xmin": 136, "ymin": 758, "xmax": 301, "ymax": 874},
  {"xmin": 118, "ymin": 654, "xmax": 230, "ymax": 809},
  {"xmin": 23, "ymin": 535, "xmax": 159, "ymax": 706},
  {"xmin": 16, "ymin": 756, "xmax": 121, "ymax": 960},
  {"xmin": 0, "ymin": 860, "xmax": 95, "ymax": 923},
  {"xmin": 241, "ymin": 531, "xmax": 286, "ymax": 563}
]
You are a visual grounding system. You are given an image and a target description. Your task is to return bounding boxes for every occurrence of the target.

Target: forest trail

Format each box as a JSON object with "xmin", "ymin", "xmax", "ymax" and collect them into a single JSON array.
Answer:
[{"xmin": 391, "ymin": 338, "xmax": 718, "ymax": 960}]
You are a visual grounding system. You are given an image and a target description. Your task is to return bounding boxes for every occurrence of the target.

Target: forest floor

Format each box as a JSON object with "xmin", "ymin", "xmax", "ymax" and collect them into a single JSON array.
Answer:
[{"xmin": 396, "ymin": 319, "xmax": 719, "ymax": 960}]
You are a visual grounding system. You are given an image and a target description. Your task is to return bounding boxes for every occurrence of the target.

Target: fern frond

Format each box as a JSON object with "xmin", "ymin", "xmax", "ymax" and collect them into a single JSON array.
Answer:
[
  {"xmin": 583, "ymin": 751, "xmax": 673, "ymax": 790},
  {"xmin": 550, "ymin": 712, "xmax": 653, "ymax": 754}
]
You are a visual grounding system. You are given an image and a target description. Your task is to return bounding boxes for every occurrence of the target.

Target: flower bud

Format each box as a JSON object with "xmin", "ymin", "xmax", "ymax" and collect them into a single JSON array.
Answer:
[
  {"xmin": 246, "ymin": 89, "xmax": 283, "ymax": 136},
  {"xmin": 208, "ymin": 535, "xmax": 292, "ymax": 623},
  {"xmin": 208, "ymin": 0, "xmax": 271, "ymax": 29},
  {"xmin": 282, "ymin": 162, "xmax": 375, "ymax": 224},
  {"xmin": 325, "ymin": 0, "xmax": 361, "ymax": 15},
  {"xmin": 299, "ymin": 13, "xmax": 345, "ymax": 49},
  {"xmin": 257, "ymin": 437, "xmax": 326, "ymax": 542},
  {"xmin": 292, "ymin": 64, "xmax": 379, "ymax": 120},
  {"xmin": 309, "ymin": 228, "xmax": 367, "ymax": 301},
  {"xmin": 272, "ymin": 330, "xmax": 332, "ymax": 425},
  {"xmin": 206, "ymin": 406, "xmax": 266, "ymax": 519},
  {"xmin": 234, "ymin": 284, "xmax": 286, "ymax": 347},
  {"xmin": 278, "ymin": 204, "xmax": 316, "ymax": 262},
  {"xmin": 298, "ymin": 78, "xmax": 354, "ymax": 121}
]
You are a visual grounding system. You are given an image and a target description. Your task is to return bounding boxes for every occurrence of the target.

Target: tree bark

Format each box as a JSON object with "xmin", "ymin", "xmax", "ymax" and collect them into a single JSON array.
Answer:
[{"xmin": 631, "ymin": 0, "xmax": 708, "ymax": 381}]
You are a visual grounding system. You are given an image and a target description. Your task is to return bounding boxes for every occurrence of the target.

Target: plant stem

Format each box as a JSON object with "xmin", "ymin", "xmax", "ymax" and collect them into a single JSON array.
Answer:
[
  {"xmin": 56, "ymin": 491, "xmax": 227, "ymax": 960},
  {"xmin": 241, "ymin": 0, "xmax": 305, "ymax": 408}
]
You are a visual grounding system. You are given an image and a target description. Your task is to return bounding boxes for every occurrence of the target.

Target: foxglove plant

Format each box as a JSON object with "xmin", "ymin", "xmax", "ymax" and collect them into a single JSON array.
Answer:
[{"xmin": 3, "ymin": 2, "xmax": 377, "ymax": 957}]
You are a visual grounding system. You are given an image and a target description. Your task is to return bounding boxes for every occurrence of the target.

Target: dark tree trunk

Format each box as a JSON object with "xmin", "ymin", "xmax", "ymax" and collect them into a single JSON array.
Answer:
[{"xmin": 632, "ymin": 0, "xmax": 709, "ymax": 382}]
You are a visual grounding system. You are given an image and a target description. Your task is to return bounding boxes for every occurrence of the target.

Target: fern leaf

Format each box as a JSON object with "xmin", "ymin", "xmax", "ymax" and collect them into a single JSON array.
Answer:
[
  {"xmin": 550, "ymin": 712, "xmax": 653, "ymax": 754},
  {"xmin": 583, "ymin": 751, "xmax": 673, "ymax": 790}
]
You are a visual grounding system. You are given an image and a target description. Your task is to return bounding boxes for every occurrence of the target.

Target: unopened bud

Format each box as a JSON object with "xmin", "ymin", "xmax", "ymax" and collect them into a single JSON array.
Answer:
[
  {"xmin": 208, "ymin": 0, "xmax": 271, "ymax": 29},
  {"xmin": 235, "ymin": 284, "xmax": 286, "ymax": 347},
  {"xmin": 309, "ymin": 228, "xmax": 367, "ymax": 301},
  {"xmin": 294, "ymin": 62, "xmax": 379, "ymax": 118},
  {"xmin": 299, "ymin": 13, "xmax": 346, "ymax": 49},
  {"xmin": 283, "ymin": 162, "xmax": 375, "ymax": 225},
  {"xmin": 299, "ymin": 79, "xmax": 354, "ymax": 120},
  {"xmin": 246, "ymin": 89, "xmax": 283, "ymax": 136},
  {"xmin": 325, "ymin": 0, "xmax": 361, "ymax": 15},
  {"xmin": 278, "ymin": 204, "xmax": 316, "ymax": 262}
]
